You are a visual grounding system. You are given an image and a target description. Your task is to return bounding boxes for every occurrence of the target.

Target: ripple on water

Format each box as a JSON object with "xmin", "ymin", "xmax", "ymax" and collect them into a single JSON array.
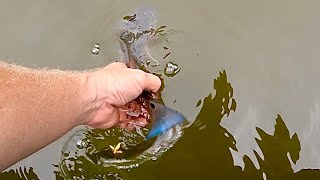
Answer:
[
  {"xmin": 59, "ymin": 7, "xmax": 185, "ymax": 178},
  {"xmin": 59, "ymin": 125, "xmax": 183, "ymax": 178}
]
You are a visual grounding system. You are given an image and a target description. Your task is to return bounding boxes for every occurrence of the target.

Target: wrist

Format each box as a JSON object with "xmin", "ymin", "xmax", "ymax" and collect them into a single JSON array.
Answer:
[
  {"xmin": 79, "ymin": 69, "xmax": 115, "ymax": 126},
  {"xmin": 78, "ymin": 71, "xmax": 100, "ymax": 125}
]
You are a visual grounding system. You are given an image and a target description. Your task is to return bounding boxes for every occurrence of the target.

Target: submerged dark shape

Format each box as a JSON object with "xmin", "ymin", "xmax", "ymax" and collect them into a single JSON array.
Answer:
[{"xmin": 118, "ymin": 7, "xmax": 186, "ymax": 140}]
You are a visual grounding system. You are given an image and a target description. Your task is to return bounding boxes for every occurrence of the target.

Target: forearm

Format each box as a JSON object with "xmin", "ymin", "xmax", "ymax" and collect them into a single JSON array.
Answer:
[{"xmin": 0, "ymin": 62, "xmax": 91, "ymax": 170}]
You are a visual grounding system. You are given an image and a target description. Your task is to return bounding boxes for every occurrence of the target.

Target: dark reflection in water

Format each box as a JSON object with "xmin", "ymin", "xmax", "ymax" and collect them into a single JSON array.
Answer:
[
  {"xmin": 129, "ymin": 70, "xmax": 243, "ymax": 179},
  {"xmin": 2, "ymin": 70, "xmax": 320, "ymax": 179},
  {"xmin": 0, "ymin": 167, "xmax": 39, "ymax": 180},
  {"xmin": 246, "ymin": 115, "xmax": 301, "ymax": 178}
]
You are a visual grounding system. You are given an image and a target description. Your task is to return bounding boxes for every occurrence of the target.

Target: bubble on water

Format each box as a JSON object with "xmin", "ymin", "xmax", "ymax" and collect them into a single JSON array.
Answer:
[
  {"xmin": 164, "ymin": 62, "xmax": 181, "ymax": 77},
  {"xmin": 91, "ymin": 43, "xmax": 100, "ymax": 55},
  {"xmin": 76, "ymin": 139, "xmax": 87, "ymax": 149}
]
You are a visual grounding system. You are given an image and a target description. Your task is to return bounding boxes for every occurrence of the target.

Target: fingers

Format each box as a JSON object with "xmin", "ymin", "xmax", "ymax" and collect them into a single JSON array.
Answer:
[
  {"xmin": 137, "ymin": 71, "xmax": 161, "ymax": 92},
  {"xmin": 106, "ymin": 62, "xmax": 161, "ymax": 93}
]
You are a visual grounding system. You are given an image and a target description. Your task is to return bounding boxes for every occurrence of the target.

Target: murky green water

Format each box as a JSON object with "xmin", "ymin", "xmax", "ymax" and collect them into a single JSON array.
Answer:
[{"xmin": 2, "ymin": 0, "xmax": 320, "ymax": 179}]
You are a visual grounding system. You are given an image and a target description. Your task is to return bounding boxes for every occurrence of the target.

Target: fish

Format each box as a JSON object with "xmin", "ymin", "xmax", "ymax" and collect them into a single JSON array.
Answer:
[{"xmin": 118, "ymin": 7, "xmax": 186, "ymax": 140}]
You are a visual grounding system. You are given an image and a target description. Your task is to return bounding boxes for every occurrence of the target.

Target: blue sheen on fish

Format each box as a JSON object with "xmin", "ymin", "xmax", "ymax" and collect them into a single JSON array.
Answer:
[{"xmin": 146, "ymin": 100, "xmax": 186, "ymax": 140}]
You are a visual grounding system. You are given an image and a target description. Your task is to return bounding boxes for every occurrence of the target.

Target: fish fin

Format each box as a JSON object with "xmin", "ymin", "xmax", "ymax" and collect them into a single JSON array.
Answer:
[{"xmin": 145, "ymin": 100, "xmax": 186, "ymax": 140}]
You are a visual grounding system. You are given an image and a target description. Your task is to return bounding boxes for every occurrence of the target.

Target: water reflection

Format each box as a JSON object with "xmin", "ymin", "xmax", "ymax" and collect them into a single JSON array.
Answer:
[
  {"xmin": 128, "ymin": 70, "xmax": 320, "ymax": 179},
  {"xmin": 249, "ymin": 115, "xmax": 300, "ymax": 177},
  {"xmin": 0, "ymin": 167, "xmax": 39, "ymax": 180},
  {"xmin": 3, "ymin": 70, "xmax": 320, "ymax": 179},
  {"xmin": 128, "ymin": 70, "xmax": 242, "ymax": 179}
]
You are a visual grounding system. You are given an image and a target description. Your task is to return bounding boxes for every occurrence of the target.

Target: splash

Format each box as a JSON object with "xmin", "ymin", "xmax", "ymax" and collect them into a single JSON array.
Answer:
[
  {"xmin": 59, "ymin": 8, "xmax": 185, "ymax": 177},
  {"xmin": 59, "ymin": 125, "xmax": 183, "ymax": 177},
  {"xmin": 119, "ymin": 6, "xmax": 159, "ymax": 68}
]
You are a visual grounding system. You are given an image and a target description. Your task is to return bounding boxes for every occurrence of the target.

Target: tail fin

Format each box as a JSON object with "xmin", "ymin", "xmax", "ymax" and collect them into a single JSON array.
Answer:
[{"xmin": 145, "ymin": 100, "xmax": 186, "ymax": 140}]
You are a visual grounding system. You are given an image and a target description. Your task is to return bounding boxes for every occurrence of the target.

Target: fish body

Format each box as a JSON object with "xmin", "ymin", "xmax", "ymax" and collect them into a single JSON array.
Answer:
[{"xmin": 119, "ymin": 7, "xmax": 186, "ymax": 140}]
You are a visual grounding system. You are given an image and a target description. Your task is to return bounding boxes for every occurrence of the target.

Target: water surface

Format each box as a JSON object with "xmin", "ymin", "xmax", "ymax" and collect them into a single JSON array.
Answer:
[{"xmin": 1, "ymin": 0, "xmax": 320, "ymax": 179}]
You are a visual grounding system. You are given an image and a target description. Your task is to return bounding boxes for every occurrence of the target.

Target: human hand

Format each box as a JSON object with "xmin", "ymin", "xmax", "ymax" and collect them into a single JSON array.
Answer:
[{"xmin": 81, "ymin": 62, "xmax": 161, "ymax": 129}]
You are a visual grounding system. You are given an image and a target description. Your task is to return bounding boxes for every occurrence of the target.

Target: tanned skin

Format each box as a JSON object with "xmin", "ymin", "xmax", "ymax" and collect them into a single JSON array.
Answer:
[{"xmin": 0, "ymin": 62, "xmax": 161, "ymax": 170}]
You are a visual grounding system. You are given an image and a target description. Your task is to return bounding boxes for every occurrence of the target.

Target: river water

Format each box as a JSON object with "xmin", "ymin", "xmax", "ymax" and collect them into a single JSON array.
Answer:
[{"xmin": 1, "ymin": 0, "xmax": 320, "ymax": 179}]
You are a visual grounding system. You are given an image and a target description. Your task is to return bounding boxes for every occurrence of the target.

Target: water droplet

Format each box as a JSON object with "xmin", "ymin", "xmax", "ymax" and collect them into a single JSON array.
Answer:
[
  {"xmin": 164, "ymin": 62, "xmax": 181, "ymax": 77},
  {"xmin": 91, "ymin": 43, "xmax": 100, "ymax": 55}
]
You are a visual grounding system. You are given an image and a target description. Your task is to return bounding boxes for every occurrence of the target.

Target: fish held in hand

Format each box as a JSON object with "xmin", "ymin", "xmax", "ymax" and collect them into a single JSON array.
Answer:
[{"xmin": 118, "ymin": 7, "xmax": 186, "ymax": 140}]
